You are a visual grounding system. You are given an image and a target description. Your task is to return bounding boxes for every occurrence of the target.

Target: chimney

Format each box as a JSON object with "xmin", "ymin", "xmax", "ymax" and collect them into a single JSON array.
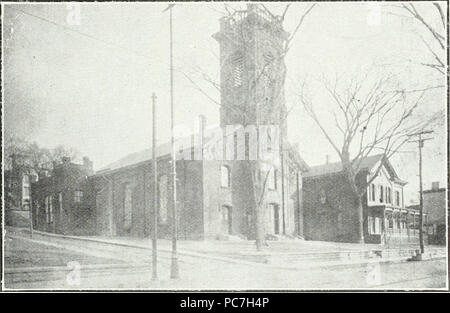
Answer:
[
  {"xmin": 325, "ymin": 154, "xmax": 330, "ymax": 164},
  {"xmin": 431, "ymin": 181, "xmax": 439, "ymax": 191},
  {"xmin": 83, "ymin": 156, "xmax": 93, "ymax": 175}
]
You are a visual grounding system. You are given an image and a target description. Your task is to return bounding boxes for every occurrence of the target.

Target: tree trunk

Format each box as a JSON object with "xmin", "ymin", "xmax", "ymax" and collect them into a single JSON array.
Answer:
[
  {"xmin": 343, "ymin": 160, "xmax": 365, "ymax": 244},
  {"xmin": 356, "ymin": 194, "xmax": 365, "ymax": 244},
  {"xmin": 250, "ymin": 161, "xmax": 266, "ymax": 251},
  {"xmin": 255, "ymin": 202, "xmax": 265, "ymax": 251}
]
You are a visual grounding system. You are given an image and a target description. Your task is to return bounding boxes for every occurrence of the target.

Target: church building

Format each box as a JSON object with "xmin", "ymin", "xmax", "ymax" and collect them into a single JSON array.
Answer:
[{"xmin": 92, "ymin": 4, "xmax": 309, "ymax": 240}]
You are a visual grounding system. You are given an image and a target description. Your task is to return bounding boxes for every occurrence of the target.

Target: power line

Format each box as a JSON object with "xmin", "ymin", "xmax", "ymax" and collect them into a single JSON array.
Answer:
[{"xmin": 9, "ymin": 7, "xmax": 157, "ymax": 63}]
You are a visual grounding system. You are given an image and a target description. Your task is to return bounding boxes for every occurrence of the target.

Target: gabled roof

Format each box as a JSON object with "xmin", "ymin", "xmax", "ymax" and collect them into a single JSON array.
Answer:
[
  {"xmin": 97, "ymin": 142, "xmax": 173, "ymax": 174},
  {"xmin": 303, "ymin": 154, "xmax": 407, "ymax": 185},
  {"xmin": 284, "ymin": 142, "xmax": 310, "ymax": 172},
  {"xmin": 96, "ymin": 125, "xmax": 310, "ymax": 175}
]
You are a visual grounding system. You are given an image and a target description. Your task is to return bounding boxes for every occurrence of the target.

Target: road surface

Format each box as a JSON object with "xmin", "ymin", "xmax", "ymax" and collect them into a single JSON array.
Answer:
[{"xmin": 3, "ymin": 231, "xmax": 447, "ymax": 290}]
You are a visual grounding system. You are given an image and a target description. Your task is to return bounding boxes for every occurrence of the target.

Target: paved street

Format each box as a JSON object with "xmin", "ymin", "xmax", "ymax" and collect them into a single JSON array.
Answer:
[{"xmin": 4, "ymin": 230, "xmax": 447, "ymax": 290}]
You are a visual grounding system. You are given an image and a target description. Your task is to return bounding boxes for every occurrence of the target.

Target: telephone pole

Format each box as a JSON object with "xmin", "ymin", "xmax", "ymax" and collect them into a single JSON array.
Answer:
[
  {"xmin": 163, "ymin": 3, "xmax": 179, "ymax": 279},
  {"xmin": 409, "ymin": 130, "xmax": 433, "ymax": 255},
  {"xmin": 151, "ymin": 92, "xmax": 158, "ymax": 280}
]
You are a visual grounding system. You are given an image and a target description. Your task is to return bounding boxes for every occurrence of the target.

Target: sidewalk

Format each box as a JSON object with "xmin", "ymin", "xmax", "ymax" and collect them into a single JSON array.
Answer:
[{"xmin": 7, "ymin": 227, "xmax": 447, "ymax": 270}]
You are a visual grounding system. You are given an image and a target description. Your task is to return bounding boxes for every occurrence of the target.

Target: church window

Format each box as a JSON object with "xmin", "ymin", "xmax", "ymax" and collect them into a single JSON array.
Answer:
[
  {"xmin": 220, "ymin": 165, "xmax": 231, "ymax": 188},
  {"xmin": 232, "ymin": 54, "xmax": 244, "ymax": 87},
  {"xmin": 123, "ymin": 184, "xmax": 132, "ymax": 230},
  {"xmin": 267, "ymin": 168, "xmax": 277, "ymax": 190},
  {"xmin": 262, "ymin": 52, "xmax": 274, "ymax": 87},
  {"xmin": 158, "ymin": 175, "xmax": 168, "ymax": 224}
]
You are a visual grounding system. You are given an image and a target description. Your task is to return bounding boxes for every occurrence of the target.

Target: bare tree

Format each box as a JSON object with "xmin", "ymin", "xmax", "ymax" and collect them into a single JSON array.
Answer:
[
  {"xmin": 298, "ymin": 71, "xmax": 440, "ymax": 243},
  {"xmin": 5, "ymin": 135, "xmax": 79, "ymax": 174},
  {"xmin": 179, "ymin": 3, "xmax": 316, "ymax": 250},
  {"xmin": 49, "ymin": 144, "xmax": 79, "ymax": 164},
  {"xmin": 388, "ymin": 2, "xmax": 446, "ymax": 75}
]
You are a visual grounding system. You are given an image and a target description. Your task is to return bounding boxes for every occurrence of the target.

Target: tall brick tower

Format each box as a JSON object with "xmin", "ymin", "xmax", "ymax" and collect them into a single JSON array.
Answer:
[{"xmin": 212, "ymin": 4, "xmax": 289, "ymax": 136}]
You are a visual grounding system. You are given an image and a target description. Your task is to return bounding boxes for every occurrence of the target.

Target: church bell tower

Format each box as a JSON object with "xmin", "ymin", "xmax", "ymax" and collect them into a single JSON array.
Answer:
[{"xmin": 212, "ymin": 4, "xmax": 289, "ymax": 136}]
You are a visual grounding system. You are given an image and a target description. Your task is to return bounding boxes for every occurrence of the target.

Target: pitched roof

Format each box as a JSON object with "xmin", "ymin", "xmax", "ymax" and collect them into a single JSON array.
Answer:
[
  {"xmin": 303, "ymin": 154, "xmax": 406, "ymax": 185},
  {"xmin": 97, "ymin": 142, "xmax": 173, "ymax": 174},
  {"xmin": 303, "ymin": 154, "xmax": 384, "ymax": 178},
  {"xmin": 96, "ymin": 125, "xmax": 310, "ymax": 175}
]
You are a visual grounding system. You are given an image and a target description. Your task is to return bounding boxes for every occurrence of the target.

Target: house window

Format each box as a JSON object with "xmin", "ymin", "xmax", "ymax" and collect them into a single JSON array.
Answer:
[
  {"xmin": 395, "ymin": 191, "xmax": 400, "ymax": 206},
  {"xmin": 268, "ymin": 169, "xmax": 277, "ymax": 190},
  {"xmin": 158, "ymin": 175, "xmax": 168, "ymax": 224},
  {"xmin": 220, "ymin": 165, "xmax": 231, "ymax": 188},
  {"xmin": 379, "ymin": 185, "xmax": 384, "ymax": 203},
  {"xmin": 386, "ymin": 187, "xmax": 392, "ymax": 204},
  {"xmin": 368, "ymin": 216, "xmax": 382, "ymax": 235},
  {"xmin": 375, "ymin": 217, "xmax": 381, "ymax": 234},
  {"xmin": 74, "ymin": 190, "xmax": 83, "ymax": 203},
  {"xmin": 368, "ymin": 216, "xmax": 373, "ymax": 234},
  {"xmin": 370, "ymin": 184, "xmax": 376, "ymax": 201}
]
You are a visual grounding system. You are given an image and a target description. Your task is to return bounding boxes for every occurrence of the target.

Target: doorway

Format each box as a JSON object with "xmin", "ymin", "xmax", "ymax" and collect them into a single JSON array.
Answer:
[
  {"xmin": 269, "ymin": 203, "xmax": 280, "ymax": 235},
  {"xmin": 220, "ymin": 205, "xmax": 232, "ymax": 235}
]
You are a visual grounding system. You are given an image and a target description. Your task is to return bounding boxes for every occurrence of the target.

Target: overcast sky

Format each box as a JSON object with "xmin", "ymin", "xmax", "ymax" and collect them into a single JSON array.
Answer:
[{"xmin": 3, "ymin": 2, "xmax": 447, "ymax": 203}]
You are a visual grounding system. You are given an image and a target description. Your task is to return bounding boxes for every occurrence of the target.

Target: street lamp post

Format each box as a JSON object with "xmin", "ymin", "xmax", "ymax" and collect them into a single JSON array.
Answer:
[{"xmin": 163, "ymin": 3, "xmax": 179, "ymax": 279}]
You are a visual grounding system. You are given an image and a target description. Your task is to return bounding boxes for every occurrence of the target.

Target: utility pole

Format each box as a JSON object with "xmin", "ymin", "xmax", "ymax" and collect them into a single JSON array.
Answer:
[
  {"xmin": 409, "ymin": 130, "xmax": 433, "ymax": 255},
  {"xmin": 151, "ymin": 92, "xmax": 158, "ymax": 280},
  {"xmin": 163, "ymin": 3, "xmax": 179, "ymax": 279}
]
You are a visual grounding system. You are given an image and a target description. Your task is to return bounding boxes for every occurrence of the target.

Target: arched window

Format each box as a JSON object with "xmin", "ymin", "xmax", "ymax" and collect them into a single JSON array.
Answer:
[
  {"xmin": 232, "ymin": 53, "xmax": 244, "ymax": 87},
  {"xmin": 123, "ymin": 183, "xmax": 132, "ymax": 231},
  {"xmin": 268, "ymin": 168, "xmax": 277, "ymax": 190},
  {"xmin": 220, "ymin": 165, "xmax": 230, "ymax": 187},
  {"xmin": 262, "ymin": 52, "xmax": 274, "ymax": 87},
  {"xmin": 158, "ymin": 175, "xmax": 168, "ymax": 224}
]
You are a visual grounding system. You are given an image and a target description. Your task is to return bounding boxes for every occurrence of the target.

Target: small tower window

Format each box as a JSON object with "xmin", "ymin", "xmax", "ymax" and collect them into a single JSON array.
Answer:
[
  {"xmin": 232, "ymin": 54, "xmax": 244, "ymax": 87},
  {"xmin": 262, "ymin": 52, "xmax": 274, "ymax": 87}
]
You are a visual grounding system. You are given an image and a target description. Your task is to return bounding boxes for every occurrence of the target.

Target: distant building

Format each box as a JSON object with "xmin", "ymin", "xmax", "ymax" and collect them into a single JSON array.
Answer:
[
  {"xmin": 31, "ymin": 157, "xmax": 95, "ymax": 235},
  {"xmin": 5, "ymin": 154, "xmax": 39, "ymax": 212},
  {"xmin": 4, "ymin": 154, "xmax": 40, "ymax": 227},
  {"xmin": 423, "ymin": 182, "xmax": 447, "ymax": 245},
  {"xmin": 302, "ymin": 154, "xmax": 420, "ymax": 245}
]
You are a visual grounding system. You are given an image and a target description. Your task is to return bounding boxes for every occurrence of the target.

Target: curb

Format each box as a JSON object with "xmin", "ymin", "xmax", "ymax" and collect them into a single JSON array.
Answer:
[{"xmin": 10, "ymin": 228, "xmax": 447, "ymax": 271}]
